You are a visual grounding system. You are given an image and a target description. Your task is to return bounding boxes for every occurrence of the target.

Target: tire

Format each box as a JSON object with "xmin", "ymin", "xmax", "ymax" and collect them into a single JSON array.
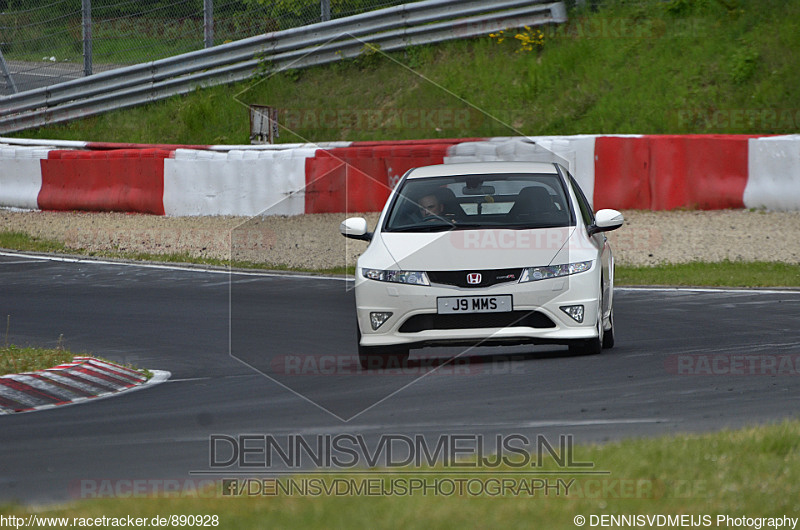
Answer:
[
  {"xmin": 602, "ymin": 309, "xmax": 615, "ymax": 349},
  {"xmin": 568, "ymin": 335, "xmax": 602, "ymax": 356},
  {"xmin": 357, "ymin": 325, "xmax": 410, "ymax": 370}
]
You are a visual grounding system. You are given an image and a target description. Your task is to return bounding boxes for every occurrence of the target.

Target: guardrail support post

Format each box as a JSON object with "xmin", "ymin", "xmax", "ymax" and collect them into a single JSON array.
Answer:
[
  {"xmin": 82, "ymin": 0, "xmax": 92, "ymax": 76},
  {"xmin": 204, "ymin": 0, "xmax": 214, "ymax": 48}
]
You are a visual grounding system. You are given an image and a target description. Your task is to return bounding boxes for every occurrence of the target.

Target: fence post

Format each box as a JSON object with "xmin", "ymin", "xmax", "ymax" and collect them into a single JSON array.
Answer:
[
  {"xmin": 321, "ymin": 0, "xmax": 331, "ymax": 22},
  {"xmin": 0, "ymin": 49, "xmax": 18, "ymax": 94},
  {"xmin": 204, "ymin": 0, "xmax": 214, "ymax": 48},
  {"xmin": 82, "ymin": 0, "xmax": 92, "ymax": 76}
]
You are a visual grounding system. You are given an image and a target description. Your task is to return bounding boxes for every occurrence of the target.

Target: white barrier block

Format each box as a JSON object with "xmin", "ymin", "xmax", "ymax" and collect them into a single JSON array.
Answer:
[
  {"xmin": 292, "ymin": 148, "xmax": 318, "ymax": 158},
  {"xmin": 526, "ymin": 135, "xmax": 596, "ymax": 203},
  {"xmin": 448, "ymin": 142, "xmax": 478, "ymax": 156},
  {"xmin": 164, "ymin": 155, "xmax": 309, "ymax": 217},
  {"xmin": 173, "ymin": 149, "xmax": 199, "ymax": 160},
  {"xmin": 444, "ymin": 136, "xmax": 597, "ymax": 206},
  {"xmin": 0, "ymin": 148, "xmax": 49, "ymax": 210},
  {"xmin": 745, "ymin": 135, "xmax": 800, "ymax": 211}
]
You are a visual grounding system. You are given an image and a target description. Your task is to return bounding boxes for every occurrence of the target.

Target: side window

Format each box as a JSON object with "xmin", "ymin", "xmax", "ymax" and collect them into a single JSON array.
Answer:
[{"xmin": 569, "ymin": 174, "xmax": 594, "ymax": 226}]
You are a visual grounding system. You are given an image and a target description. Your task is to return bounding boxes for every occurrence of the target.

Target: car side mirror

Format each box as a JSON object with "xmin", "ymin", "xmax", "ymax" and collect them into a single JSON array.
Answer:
[
  {"xmin": 339, "ymin": 217, "xmax": 372, "ymax": 241},
  {"xmin": 588, "ymin": 209, "xmax": 624, "ymax": 236}
]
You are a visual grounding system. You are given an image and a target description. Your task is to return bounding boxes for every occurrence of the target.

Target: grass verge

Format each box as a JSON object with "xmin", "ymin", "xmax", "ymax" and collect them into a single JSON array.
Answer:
[
  {"xmin": 0, "ymin": 344, "xmax": 74, "ymax": 377},
  {"xmin": 0, "ymin": 231, "xmax": 67, "ymax": 253},
  {"xmin": 1, "ymin": 420, "xmax": 798, "ymax": 526},
  {"xmin": 616, "ymin": 261, "xmax": 800, "ymax": 288}
]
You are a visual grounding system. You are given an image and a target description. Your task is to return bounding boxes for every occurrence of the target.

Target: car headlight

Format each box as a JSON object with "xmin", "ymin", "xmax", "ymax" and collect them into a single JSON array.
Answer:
[
  {"xmin": 519, "ymin": 261, "xmax": 593, "ymax": 283},
  {"xmin": 361, "ymin": 268, "xmax": 430, "ymax": 286}
]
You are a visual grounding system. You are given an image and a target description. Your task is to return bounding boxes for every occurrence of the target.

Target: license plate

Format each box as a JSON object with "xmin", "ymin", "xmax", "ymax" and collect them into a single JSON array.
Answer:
[{"xmin": 437, "ymin": 295, "xmax": 513, "ymax": 314}]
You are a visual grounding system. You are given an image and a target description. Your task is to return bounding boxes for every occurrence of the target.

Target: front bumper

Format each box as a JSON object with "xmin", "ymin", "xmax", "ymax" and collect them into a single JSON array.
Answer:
[{"xmin": 355, "ymin": 268, "xmax": 601, "ymax": 348}]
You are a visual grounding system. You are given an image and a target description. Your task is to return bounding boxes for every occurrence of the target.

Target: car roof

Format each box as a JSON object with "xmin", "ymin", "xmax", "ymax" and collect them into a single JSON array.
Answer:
[{"xmin": 406, "ymin": 161, "xmax": 559, "ymax": 179}]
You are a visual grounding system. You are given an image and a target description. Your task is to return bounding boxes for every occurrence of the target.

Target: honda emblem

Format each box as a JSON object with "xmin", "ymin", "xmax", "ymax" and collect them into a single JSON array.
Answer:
[{"xmin": 467, "ymin": 273, "xmax": 482, "ymax": 285}]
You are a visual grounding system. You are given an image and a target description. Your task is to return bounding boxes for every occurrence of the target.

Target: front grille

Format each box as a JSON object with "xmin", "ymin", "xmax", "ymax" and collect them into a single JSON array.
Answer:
[
  {"xmin": 398, "ymin": 311, "xmax": 555, "ymax": 333},
  {"xmin": 427, "ymin": 268, "xmax": 522, "ymax": 288}
]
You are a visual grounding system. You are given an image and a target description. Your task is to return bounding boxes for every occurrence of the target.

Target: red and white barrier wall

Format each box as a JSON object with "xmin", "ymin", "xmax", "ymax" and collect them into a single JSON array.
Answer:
[{"xmin": 1, "ymin": 135, "xmax": 798, "ymax": 215}]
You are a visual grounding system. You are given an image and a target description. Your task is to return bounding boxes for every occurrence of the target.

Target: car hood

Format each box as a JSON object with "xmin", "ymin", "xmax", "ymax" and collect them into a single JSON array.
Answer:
[{"xmin": 377, "ymin": 227, "xmax": 577, "ymax": 271}]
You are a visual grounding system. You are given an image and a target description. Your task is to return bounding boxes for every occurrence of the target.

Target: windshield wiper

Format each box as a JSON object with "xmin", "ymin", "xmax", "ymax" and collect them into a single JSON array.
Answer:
[
  {"xmin": 387, "ymin": 224, "xmax": 455, "ymax": 233},
  {"xmin": 452, "ymin": 223, "xmax": 570, "ymax": 230}
]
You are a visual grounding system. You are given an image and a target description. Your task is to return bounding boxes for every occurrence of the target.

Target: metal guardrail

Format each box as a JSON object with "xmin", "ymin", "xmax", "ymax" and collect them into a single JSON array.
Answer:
[{"xmin": 0, "ymin": 0, "xmax": 566, "ymax": 135}]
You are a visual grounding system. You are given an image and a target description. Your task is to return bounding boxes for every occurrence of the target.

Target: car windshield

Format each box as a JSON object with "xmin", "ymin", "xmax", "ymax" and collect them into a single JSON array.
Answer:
[{"xmin": 383, "ymin": 173, "xmax": 574, "ymax": 232}]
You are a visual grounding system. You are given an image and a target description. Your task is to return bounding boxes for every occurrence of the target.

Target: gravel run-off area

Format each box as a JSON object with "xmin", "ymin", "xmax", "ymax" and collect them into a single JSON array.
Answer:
[{"xmin": 1, "ymin": 209, "xmax": 799, "ymax": 270}]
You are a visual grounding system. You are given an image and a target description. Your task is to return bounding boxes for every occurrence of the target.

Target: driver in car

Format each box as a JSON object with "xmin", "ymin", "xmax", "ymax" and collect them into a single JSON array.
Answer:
[{"xmin": 418, "ymin": 193, "xmax": 445, "ymax": 221}]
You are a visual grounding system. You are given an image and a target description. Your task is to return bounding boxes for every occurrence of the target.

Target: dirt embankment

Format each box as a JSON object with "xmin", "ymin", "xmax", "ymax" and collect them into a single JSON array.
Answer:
[{"xmin": 2, "ymin": 209, "xmax": 799, "ymax": 269}]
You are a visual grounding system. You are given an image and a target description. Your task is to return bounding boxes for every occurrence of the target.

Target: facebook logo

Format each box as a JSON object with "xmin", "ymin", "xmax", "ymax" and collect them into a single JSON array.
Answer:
[{"xmin": 221, "ymin": 479, "xmax": 239, "ymax": 496}]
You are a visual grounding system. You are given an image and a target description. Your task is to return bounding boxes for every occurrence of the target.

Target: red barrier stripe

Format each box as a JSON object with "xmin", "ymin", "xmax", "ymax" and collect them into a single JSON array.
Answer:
[
  {"xmin": 648, "ymin": 135, "xmax": 754, "ymax": 210},
  {"xmin": 15, "ymin": 375, "xmax": 83, "ymax": 402},
  {"xmin": 30, "ymin": 373, "xmax": 95, "ymax": 397},
  {"xmin": 38, "ymin": 149, "xmax": 170, "ymax": 214},
  {"xmin": 53, "ymin": 372, "xmax": 116, "ymax": 393},
  {"xmin": 87, "ymin": 365, "xmax": 144, "ymax": 384},
  {"xmin": 82, "ymin": 358, "xmax": 146, "ymax": 381},
  {"xmin": 593, "ymin": 136, "xmax": 651, "ymax": 210},
  {"xmin": 304, "ymin": 143, "xmax": 460, "ymax": 214},
  {"xmin": 0, "ymin": 378, "xmax": 62, "ymax": 403},
  {"xmin": 594, "ymin": 135, "xmax": 759, "ymax": 210},
  {"xmin": 0, "ymin": 395, "xmax": 27, "ymax": 411},
  {"xmin": 72, "ymin": 367, "xmax": 136, "ymax": 388}
]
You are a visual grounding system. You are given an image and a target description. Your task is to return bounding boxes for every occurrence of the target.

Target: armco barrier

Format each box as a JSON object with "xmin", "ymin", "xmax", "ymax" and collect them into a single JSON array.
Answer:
[
  {"xmin": 39, "ymin": 149, "xmax": 170, "ymax": 214},
  {"xmin": 2, "ymin": 135, "xmax": 799, "ymax": 215}
]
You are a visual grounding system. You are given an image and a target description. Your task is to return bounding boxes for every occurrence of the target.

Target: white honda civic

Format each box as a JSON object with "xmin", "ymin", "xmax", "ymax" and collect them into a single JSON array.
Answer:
[{"xmin": 340, "ymin": 161, "xmax": 624, "ymax": 369}]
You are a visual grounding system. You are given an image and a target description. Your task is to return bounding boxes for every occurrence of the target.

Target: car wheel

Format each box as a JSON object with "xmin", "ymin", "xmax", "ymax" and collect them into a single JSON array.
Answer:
[{"xmin": 357, "ymin": 324, "xmax": 410, "ymax": 370}]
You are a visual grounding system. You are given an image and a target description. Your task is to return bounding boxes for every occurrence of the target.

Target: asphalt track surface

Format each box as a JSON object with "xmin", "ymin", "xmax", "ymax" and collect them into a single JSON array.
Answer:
[
  {"xmin": 1, "ymin": 61, "xmax": 110, "ymax": 97},
  {"xmin": 1, "ymin": 252, "xmax": 799, "ymax": 504}
]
